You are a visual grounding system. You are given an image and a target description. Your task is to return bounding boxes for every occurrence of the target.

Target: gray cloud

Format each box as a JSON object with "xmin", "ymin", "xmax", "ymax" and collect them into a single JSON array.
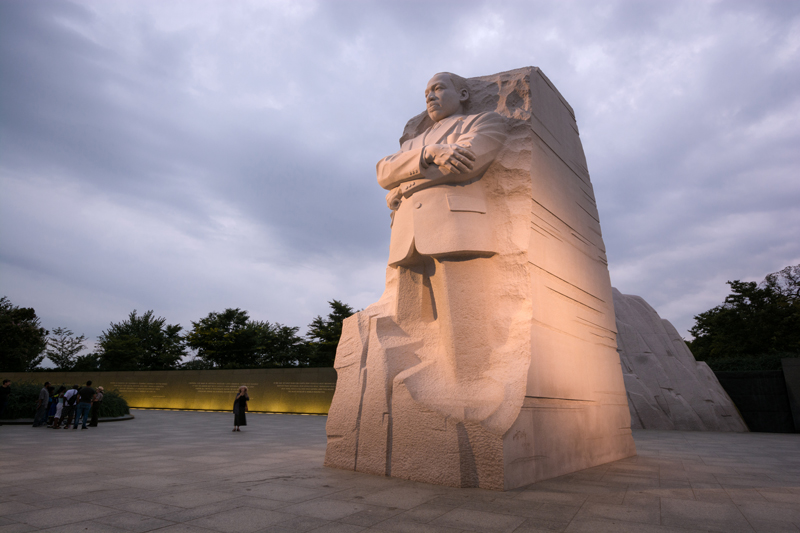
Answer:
[{"xmin": 1, "ymin": 0, "xmax": 798, "ymax": 355}]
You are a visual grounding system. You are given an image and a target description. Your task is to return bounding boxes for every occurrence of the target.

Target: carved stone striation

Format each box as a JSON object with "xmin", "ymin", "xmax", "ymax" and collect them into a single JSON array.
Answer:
[
  {"xmin": 613, "ymin": 288, "xmax": 748, "ymax": 432},
  {"xmin": 326, "ymin": 67, "xmax": 636, "ymax": 490}
]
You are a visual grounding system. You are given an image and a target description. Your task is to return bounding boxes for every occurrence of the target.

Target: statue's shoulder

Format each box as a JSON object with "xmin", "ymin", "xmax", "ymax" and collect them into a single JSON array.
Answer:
[{"xmin": 463, "ymin": 111, "xmax": 504, "ymax": 128}]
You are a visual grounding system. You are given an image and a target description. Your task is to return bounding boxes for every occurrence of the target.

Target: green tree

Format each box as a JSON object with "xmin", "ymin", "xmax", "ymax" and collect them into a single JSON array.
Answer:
[
  {"xmin": 97, "ymin": 310, "xmax": 186, "ymax": 371},
  {"xmin": 688, "ymin": 264, "xmax": 800, "ymax": 363},
  {"xmin": 73, "ymin": 352, "xmax": 101, "ymax": 371},
  {"xmin": 46, "ymin": 327, "xmax": 87, "ymax": 370},
  {"xmin": 186, "ymin": 308, "xmax": 259, "ymax": 368},
  {"xmin": 185, "ymin": 309, "xmax": 311, "ymax": 368},
  {"xmin": 257, "ymin": 321, "xmax": 314, "ymax": 367},
  {"xmin": 0, "ymin": 296, "xmax": 48, "ymax": 371},
  {"xmin": 306, "ymin": 300, "xmax": 355, "ymax": 367}
]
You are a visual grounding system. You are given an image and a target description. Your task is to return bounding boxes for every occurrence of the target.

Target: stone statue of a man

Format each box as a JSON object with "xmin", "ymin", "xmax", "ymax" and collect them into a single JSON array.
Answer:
[
  {"xmin": 326, "ymin": 68, "xmax": 635, "ymax": 490},
  {"xmin": 373, "ymin": 72, "xmax": 512, "ymax": 432}
]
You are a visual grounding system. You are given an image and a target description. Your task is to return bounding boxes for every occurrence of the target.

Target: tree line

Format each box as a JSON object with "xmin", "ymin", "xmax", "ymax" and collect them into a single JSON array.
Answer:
[
  {"xmin": 0, "ymin": 299, "xmax": 354, "ymax": 372},
  {"xmin": 4, "ymin": 263, "xmax": 797, "ymax": 374},
  {"xmin": 686, "ymin": 264, "xmax": 799, "ymax": 370}
]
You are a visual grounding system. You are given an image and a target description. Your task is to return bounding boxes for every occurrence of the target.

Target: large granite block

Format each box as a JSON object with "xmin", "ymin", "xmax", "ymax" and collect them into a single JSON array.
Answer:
[
  {"xmin": 326, "ymin": 67, "xmax": 636, "ymax": 490},
  {"xmin": 613, "ymin": 288, "xmax": 748, "ymax": 432}
]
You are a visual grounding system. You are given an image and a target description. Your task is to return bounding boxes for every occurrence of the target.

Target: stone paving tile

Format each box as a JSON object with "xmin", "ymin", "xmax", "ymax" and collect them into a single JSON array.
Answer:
[
  {"xmin": 6, "ymin": 504, "xmax": 117, "ymax": 529},
  {"xmin": 660, "ymin": 497, "xmax": 755, "ymax": 532},
  {"xmin": 724, "ymin": 487, "xmax": 769, "ymax": 504},
  {"xmin": 756, "ymin": 488, "xmax": 800, "ymax": 504},
  {"xmin": 736, "ymin": 500, "xmax": 800, "ymax": 525},
  {"xmin": 140, "ymin": 489, "xmax": 237, "ymax": 509},
  {"xmin": 3, "ymin": 411, "xmax": 800, "ymax": 533},
  {"xmin": 513, "ymin": 503, "xmax": 581, "ymax": 522},
  {"xmin": 158, "ymin": 501, "xmax": 246, "ymax": 523},
  {"xmin": 136, "ymin": 525, "xmax": 215, "ymax": 533},
  {"xmin": 91, "ymin": 512, "xmax": 175, "ymax": 533},
  {"xmin": 0, "ymin": 504, "xmax": 37, "ymax": 517},
  {"xmin": 279, "ymin": 500, "xmax": 373, "ymax": 521},
  {"xmin": 573, "ymin": 500, "xmax": 660, "ymax": 525},
  {"xmin": 391, "ymin": 501, "xmax": 458, "ymax": 523},
  {"xmin": 358, "ymin": 486, "xmax": 449, "ymax": 510},
  {"xmin": 505, "ymin": 517, "xmax": 570, "ymax": 532},
  {"xmin": 338, "ymin": 506, "xmax": 404, "ymax": 527},
  {"xmin": 639, "ymin": 487, "xmax": 696, "ymax": 500},
  {"xmin": 34, "ymin": 522, "xmax": 128, "ymax": 533},
  {"xmin": 233, "ymin": 483, "xmax": 332, "ymax": 503},
  {"xmin": 93, "ymin": 498, "xmax": 187, "ymax": 517},
  {"xmin": 184, "ymin": 507, "xmax": 293, "ymax": 533},
  {"xmin": 366, "ymin": 516, "xmax": 466, "ymax": 533},
  {"xmin": 430, "ymin": 508, "xmax": 525, "ymax": 533},
  {"xmin": 0, "ymin": 494, "xmax": 54, "ymax": 509},
  {"xmin": 259, "ymin": 515, "xmax": 329, "ymax": 532},
  {"xmin": 0, "ymin": 524, "xmax": 37, "ymax": 533},
  {"xmin": 563, "ymin": 517, "xmax": 707, "ymax": 532},
  {"xmin": 299, "ymin": 524, "xmax": 365, "ymax": 533},
  {"xmin": 233, "ymin": 495, "xmax": 289, "ymax": 511},
  {"xmin": 514, "ymin": 490, "xmax": 587, "ymax": 506},
  {"xmin": 745, "ymin": 520, "xmax": 800, "ymax": 533},
  {"xmin": 107, "ymin": 474, "xmax": 186, "ymax": 490}
]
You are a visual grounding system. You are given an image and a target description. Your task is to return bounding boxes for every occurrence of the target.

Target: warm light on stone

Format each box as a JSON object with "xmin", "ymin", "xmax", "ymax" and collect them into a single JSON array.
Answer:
[{"xmin": 325, "ymin": 67, "xmax": 636, "ymax": 490}]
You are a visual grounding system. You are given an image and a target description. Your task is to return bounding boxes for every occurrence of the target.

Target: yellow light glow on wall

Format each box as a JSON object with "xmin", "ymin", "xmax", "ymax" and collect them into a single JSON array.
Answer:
[{"xmin": 2, "ymin": 368, "xmax": 338, "ymax": 414}]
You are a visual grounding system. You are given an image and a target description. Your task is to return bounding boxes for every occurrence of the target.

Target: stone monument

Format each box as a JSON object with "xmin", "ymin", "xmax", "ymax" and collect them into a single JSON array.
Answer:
[
  {"xmin": 613, "ymin": 288, "xmax": 748, "ymax": 431},
  {"xmin": 325, "ymin": 67, "xmax": 636, "ymax": 490}
]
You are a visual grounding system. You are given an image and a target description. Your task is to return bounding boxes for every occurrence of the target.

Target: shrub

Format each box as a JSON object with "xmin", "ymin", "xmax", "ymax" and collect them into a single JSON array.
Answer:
[
  {"xmin": 99, "ymin": 389, "xmax": 130, "ymax": 417},
  {"xmin": 1, "ymin": 381, "xmax": 41, "ymax": 419},
  {"xmin": 0, "ymin": 381, "xmax": 129, "ymax": 419},
  {"xmin": 703, "ymin": 353, "xmax": 798, "ymax": 372}
]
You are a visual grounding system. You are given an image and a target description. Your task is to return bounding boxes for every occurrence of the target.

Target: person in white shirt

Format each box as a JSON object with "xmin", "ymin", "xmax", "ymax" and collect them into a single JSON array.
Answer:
[{"xmin": 60, "ymin": 385, "xmax": 80, "ymax": 429}]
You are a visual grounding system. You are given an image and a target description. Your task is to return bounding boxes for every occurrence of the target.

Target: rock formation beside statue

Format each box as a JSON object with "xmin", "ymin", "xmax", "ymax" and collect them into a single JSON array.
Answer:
[
  {"xmin": 613, "ymin": 288, "xmax": 747, "ymax": 432},
  {"xmin": 325, "ymin": 67, "xmax": 636, "ymax": 490}
]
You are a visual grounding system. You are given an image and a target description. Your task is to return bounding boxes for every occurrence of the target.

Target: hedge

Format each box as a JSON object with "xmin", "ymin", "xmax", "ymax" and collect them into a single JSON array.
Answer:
[{"xmin": 0, "ymin": 381, "xmax": 130, "ymax": 419}]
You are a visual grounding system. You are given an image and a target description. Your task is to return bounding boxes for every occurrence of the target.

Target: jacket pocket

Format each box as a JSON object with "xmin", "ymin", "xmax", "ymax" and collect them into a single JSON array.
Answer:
[{"xmin": 446, "ymin": 195, "xmax": 487, "ymax": 213}]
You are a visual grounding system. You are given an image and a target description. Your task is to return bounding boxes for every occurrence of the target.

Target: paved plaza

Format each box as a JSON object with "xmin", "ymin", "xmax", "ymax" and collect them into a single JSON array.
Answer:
[{"xmin": 2, "ymin": 410, "xmax": 799, "ymax": 533}]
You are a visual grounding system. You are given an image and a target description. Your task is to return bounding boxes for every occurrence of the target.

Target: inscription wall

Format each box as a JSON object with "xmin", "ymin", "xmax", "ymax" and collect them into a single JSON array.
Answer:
[{"xmin": 2, "ymin": 368, "xmax": 337, "ymax": 414}]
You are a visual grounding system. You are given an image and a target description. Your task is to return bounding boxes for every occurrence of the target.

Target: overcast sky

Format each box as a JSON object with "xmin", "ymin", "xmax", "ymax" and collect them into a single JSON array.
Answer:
[{"xmin": 1, "ymin": 0, "xmax": 798, "ymax": 363}]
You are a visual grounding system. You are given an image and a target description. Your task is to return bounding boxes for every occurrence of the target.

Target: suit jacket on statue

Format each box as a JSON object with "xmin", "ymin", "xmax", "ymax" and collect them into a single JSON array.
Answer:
[{"xmin": 376, "ymin": 112, "xmax": 507, "ymax": 267}]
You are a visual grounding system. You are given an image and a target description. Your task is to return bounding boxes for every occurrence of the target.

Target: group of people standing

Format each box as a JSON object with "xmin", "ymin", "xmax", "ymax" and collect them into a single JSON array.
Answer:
[
  {"xmin": 32, "ymin": 380, "xmax": 104, "ymax": 430},
  {"xmin": 5, "ymin": 379, "xmax": 248, "ymax": 431}
]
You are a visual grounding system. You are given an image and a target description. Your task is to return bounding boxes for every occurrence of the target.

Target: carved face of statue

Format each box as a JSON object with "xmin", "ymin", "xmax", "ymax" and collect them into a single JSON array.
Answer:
[{"xmin": 425, "ymin": 73, "xmax": 468, "ymax": 122}]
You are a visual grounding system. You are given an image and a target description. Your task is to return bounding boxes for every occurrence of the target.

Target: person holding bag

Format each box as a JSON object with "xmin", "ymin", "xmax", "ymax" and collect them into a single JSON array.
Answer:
[{"xmin": 233, "ymin": 386, "xmax": 249, "ymax": 432}]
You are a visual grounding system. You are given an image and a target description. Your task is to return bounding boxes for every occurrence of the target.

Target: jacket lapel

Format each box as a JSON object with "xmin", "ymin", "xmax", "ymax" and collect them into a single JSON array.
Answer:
[{"xmin": 418, "ymin": 115, "xmax": 465, "ymax": 147}]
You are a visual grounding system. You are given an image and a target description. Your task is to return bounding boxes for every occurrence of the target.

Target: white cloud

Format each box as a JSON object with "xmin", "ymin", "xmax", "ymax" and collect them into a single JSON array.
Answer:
[{"xmin": 1, "ymin": 0, "xmax": 798, "ymax": 346}]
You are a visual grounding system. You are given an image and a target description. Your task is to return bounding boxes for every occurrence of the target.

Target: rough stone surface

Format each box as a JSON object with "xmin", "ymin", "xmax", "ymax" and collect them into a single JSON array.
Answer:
[
  {"xmin": 613, "ymin": 288, "xmax": 748, "ymax": 432},
  {"xmin": 326, "ymin": 67, "xmax": 636, "ymax": 490}
]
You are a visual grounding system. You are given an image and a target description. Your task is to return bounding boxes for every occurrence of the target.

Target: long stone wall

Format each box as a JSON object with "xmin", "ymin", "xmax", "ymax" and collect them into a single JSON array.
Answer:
[{"xmin": 2, "ymin": 368, "xmax": 337, "ymax": 414}]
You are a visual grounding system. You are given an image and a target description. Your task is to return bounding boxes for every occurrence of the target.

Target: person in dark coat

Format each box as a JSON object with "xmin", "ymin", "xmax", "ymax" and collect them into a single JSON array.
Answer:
[
  {"xmin": 233, "ymin": 386, "xmax": 249, "ymax": 432},
  {"xmin": 32, "ymin": 382, "xmax": 50, "ymax": 427},
  {"xmin": 88, "ymin": 386, "xmax": 104, "ymax": 427},
  {"xmin": 0, "ymin": 380, "xmax": 11, "ymax": 424}
]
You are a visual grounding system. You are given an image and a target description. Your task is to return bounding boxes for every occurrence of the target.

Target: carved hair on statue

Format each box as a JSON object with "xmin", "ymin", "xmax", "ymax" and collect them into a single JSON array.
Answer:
[{"xmin": 439, "ymin": 72, "xmax": 470, "ymax": 103}]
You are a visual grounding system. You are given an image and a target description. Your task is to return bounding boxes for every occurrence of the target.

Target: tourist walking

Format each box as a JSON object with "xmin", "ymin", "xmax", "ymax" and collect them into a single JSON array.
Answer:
[
  {"xmin": 32, "ymin": 382, "xmax": 51, "ymax": 427},
  {"xmin": 0, "ymin": 379, "xmax": 11, "ymax": 424},
  {"xmin": 233, "ymin": 386, "xmax": 249, "ymax": 432},
  {"xmin": 73, "ymin": 380, "xmax": 95, "ymax": 430},
  {"xmin": 88, "ymin": 387, "xmax": 104, "ymax": 427},
  {"xmin": 49, "ymin": 386, "xmax": 67, "ymax": 428},
  {"xmin": 61, "ymin": 385, "xmax": 79, "ymax": 429}
]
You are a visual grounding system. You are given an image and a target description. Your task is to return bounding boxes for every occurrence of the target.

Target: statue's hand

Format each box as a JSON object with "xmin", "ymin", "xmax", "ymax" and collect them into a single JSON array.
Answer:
[
  {"xmin": 386, "ymin": 187, "xmax": 403, "ymax": 210},
  {"xmin": 423, "ymin": 144, "xmax": 476, "ymax": 173}
]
